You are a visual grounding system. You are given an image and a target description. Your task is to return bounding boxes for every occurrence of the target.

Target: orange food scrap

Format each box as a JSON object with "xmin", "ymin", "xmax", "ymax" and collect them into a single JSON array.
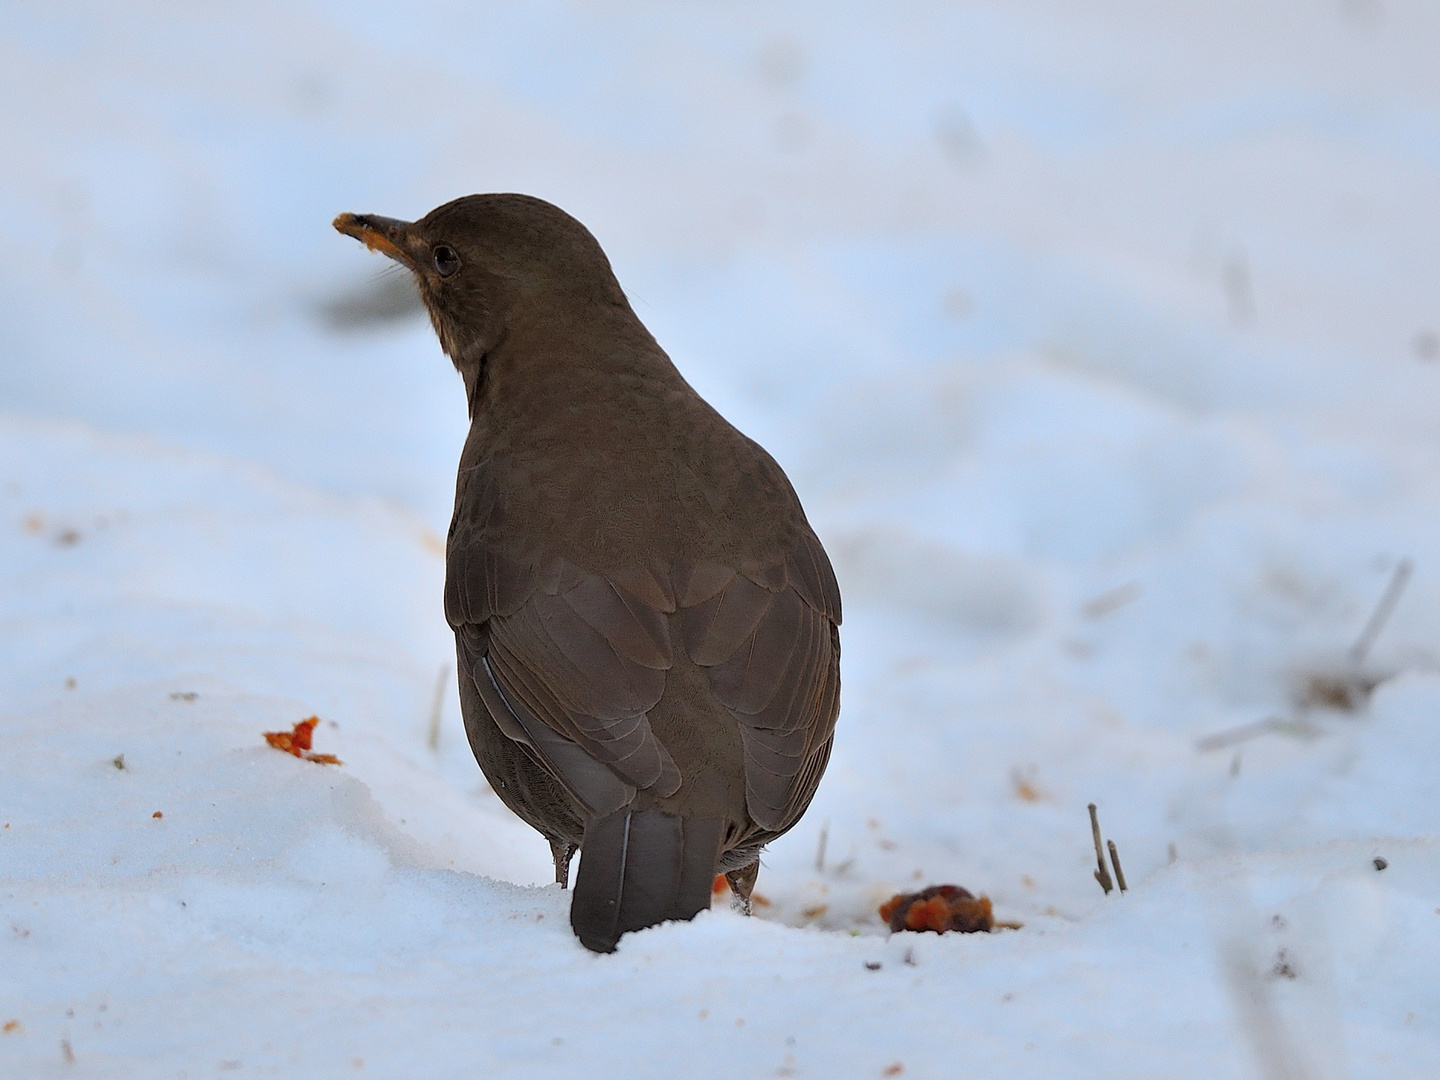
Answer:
[
  {"xmin": 880, "ymin": 884, "xmax": 994, "ymax": 934},
  {"xmin": 265, "ymin": 716, "xmax": 316, "ymax": 753},
  {"xmin": 3, "ymin": 1020, "xmax": 20, "ymax": 1033},
  {"xmin": 883, "ymin": 1064, "xmax": 904, "ymax": 1076},
  {"xmin": 152, "ymin": 811, "xmax": 163, "ymax": 819},
  {"xmin": 263, "ymin": 717, "xmax": 342, "ymax": 765}
]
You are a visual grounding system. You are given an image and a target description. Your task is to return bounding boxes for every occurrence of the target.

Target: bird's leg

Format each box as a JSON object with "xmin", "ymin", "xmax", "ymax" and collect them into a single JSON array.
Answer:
[
  {"xmin": 724, "ymin": 860, "xmax": 760, "ymax": 915},
  {"xmin": 550, "ymin": 839, "xmax": 578, "ymax": 888}
]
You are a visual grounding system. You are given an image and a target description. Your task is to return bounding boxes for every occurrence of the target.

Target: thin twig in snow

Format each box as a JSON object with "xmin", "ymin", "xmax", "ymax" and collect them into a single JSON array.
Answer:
[
  {"xmin": 1349, "ymin": 557, "xmax": 1413, "ymax": 665},
  {"xmin": 1195, "ymin": 716, "xmax": 1315, "ymax": 752},
  {"xmin": 1089, "ymin": 803, "xmax": 1113, "ymax": 894},
  {"xmin": 1107, "ymin": 840, "xmax": 1128, "ymax": 893}
]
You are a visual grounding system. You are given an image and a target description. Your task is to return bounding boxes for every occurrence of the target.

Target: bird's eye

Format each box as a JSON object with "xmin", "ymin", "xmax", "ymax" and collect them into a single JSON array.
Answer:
[{"xmin": 433, "ymin": 245, "xmax": 460, "ymax": 277}]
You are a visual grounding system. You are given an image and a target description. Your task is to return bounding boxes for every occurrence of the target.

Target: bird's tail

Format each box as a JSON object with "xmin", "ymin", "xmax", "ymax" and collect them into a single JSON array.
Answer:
[{"xmin": 570, "ymin": 809, "xmax": 723, "ymax": 953}]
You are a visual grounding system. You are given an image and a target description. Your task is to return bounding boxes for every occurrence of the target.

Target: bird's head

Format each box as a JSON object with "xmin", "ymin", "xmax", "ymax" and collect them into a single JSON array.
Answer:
[{"xmin": 333, "ymin": 194, "xmax": 629, "ymax": 382}]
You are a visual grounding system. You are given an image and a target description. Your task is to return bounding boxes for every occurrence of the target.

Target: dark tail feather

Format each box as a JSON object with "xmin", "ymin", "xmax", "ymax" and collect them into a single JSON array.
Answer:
[{"xmin": 570, "ymin": 810, "xmax": 722, "ymax": 953}]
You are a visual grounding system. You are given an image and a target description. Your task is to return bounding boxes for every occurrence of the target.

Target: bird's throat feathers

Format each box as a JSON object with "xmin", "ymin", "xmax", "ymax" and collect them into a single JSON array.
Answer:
[{"xmin": 425, "ymin": 287, "xmax": 679, "ymax": 423}]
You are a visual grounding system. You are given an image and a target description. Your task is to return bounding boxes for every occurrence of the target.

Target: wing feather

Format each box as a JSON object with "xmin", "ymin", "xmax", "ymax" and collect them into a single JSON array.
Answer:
[
  {"xmin": 489, "ymin": 590, "xmax": 680, "ymax": 796},
  {"xmin": 680, "ymin": 574, "xmax": 774, "ymax": 665},
  {"xmin": 449, "ymin": 468, "xmax": 683, "ymax": 805},
  {"xmin": 561, "ymin": 574, "xmax": 672, "ymax": 670},
  {"xmin": 786, "ymin": 529, "xmax": 842, "ymax": 624},
  {"xmin": 681, "ymin": 535, "xmax": 842, "ymax": 832},
  {"xmin": 449, "ymin": 460, "xmax": 839, "ymax": 832}
]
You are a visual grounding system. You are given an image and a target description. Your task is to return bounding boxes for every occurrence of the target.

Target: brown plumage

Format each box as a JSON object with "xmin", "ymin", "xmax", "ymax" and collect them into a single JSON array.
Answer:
[{"xmin": 333, "ymin": 194, "xmax": 841, "ymax": 952}]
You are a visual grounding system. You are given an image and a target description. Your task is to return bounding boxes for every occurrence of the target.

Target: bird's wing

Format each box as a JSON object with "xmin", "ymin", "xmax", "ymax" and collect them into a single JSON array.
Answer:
[
  {"xmin": 677, "ymin": 527, "xmax": 842, "ymax": 832},
  {"xmin": 447, "ymin": 460, "xmax": 840, "ymax": 831},
  {"xmin": 446, "ymin": 470, "xmax": 682, "ymax": 817}
]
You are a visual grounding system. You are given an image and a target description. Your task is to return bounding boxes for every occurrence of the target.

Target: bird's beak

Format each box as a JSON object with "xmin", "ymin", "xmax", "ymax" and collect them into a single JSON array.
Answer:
[{"xmin": 333, "ymin": 212, "xmax": 416, "ymax": 268}]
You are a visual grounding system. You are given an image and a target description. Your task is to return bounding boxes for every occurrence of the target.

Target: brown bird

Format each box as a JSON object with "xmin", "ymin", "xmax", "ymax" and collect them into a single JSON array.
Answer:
[{"xmin": 334, "ymin": 194, "xmax": 840, "ymax": 952}]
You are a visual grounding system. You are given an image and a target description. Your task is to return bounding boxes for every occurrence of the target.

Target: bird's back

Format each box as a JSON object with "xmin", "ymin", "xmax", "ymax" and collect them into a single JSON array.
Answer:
[{"xmin": 447, "ymin": 332, "xmax": 840, "ymax": 949}]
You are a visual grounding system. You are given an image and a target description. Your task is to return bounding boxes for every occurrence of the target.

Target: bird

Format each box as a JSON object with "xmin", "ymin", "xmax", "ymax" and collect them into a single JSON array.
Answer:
[{"xmin": 334, "ymin": 194, "xmax": 840, "ymax": 953}]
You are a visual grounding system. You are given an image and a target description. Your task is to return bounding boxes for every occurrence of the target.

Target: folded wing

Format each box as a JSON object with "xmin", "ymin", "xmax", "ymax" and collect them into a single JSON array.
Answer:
[
  {"xmin": 677, "ymin": 528, "xmax": 841, "ymax": 831},
  {"xmin": 449, "ymin": 467, "xmax": 840, "ymax": 832}
]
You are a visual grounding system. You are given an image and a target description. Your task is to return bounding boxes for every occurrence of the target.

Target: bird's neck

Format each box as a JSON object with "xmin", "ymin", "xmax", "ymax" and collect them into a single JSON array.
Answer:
[{"xmin": 470, "ymin": 302, "xmax": 681, "ymax": 423}]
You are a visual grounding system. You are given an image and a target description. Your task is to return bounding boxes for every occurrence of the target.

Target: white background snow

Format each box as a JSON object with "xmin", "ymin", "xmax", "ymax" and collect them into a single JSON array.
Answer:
[{"xmin": 2, "ymin": 2, "xmax": 1438, "ymax": 1077}]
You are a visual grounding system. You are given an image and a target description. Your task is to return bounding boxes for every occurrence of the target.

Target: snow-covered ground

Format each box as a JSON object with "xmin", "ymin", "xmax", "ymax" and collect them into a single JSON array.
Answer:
[{"xmin": 3, "ymin": 3, "xmax": 1438, "ymax": 1077}]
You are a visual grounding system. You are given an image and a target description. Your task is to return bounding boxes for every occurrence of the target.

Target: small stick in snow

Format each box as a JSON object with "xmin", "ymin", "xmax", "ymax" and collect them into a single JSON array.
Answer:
[
  {"xmin": 1107, "ymin": 839, "xmax": 1128, "ymax": 893},
  {"xmin": 815, "ymin": 820, "xmax": 829, "ymax": 872},
  {"xmin": 426, "ymin": 664, "xmax": 450, "ymax": 751},
  {"xmin": 1194, "ymin": 716, "xmax": 1311, "ymax": 752},
  {"xmin": 1349, "ymin": 557, "xmax": 1413, "ymax": 665},
  {"xmin": 1089, "ymin": 803, "xmax": 1114, "ymax": 894}
]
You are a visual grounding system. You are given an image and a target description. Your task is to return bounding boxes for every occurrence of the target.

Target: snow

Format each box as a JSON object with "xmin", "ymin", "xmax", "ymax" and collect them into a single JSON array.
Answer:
[{"xmin": 2, "ymin": 2, "xmax": 1438, "ymax": 1077}]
